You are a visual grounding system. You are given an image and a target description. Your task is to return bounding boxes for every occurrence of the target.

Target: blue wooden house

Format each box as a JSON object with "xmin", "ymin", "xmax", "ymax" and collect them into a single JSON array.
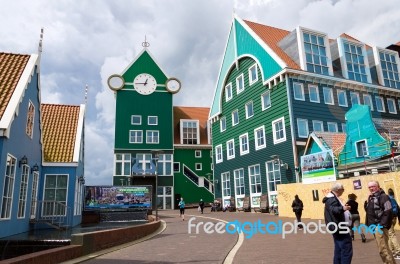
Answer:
[{"xmin": 0, "ymin": 51, "xmax": 85, "ymax": 238}]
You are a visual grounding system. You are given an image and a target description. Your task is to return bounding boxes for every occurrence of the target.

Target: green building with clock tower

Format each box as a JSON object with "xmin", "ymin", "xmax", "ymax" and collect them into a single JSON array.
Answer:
[{"xmin": 108, "ymin": 46, "xmax": 214, "ymax": 210}]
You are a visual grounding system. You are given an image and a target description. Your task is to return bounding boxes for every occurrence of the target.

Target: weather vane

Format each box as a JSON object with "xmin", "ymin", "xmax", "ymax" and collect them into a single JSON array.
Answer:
[{"xmin": 142, "ymin": 35, "xmax": 150, "ymax": 48}]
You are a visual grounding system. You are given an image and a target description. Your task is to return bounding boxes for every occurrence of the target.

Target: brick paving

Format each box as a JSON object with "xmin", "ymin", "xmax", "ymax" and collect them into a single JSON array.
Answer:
[{"xmin": 78, "ymin": 208, "xmax": 398, "ymax": 264}]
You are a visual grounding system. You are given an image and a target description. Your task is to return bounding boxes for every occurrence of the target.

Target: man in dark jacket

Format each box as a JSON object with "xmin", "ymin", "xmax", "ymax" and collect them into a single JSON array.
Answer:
[
  {"xmin": 322, "ymin": 182, "xmax": 352, "ymax": 264},
  {"xmin": 365, "ymin": 181, "xmax": 395, "ymax": 263}
]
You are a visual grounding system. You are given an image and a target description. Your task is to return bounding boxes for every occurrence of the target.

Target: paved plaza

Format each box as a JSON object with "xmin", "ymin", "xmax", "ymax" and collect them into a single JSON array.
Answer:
[{"xmin": 64, "ymin": 208, "xmax": 399, "ymax": 264}]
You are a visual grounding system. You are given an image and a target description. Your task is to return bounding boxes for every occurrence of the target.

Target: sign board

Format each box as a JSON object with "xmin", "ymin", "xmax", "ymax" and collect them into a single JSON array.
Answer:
[
  {"xmin": 84, "ymin": 186, "xmax": 152, "ymax": 210},
  {"xmin": 301, "ymin": 150, "xmax": 336, "ymax": 184}
]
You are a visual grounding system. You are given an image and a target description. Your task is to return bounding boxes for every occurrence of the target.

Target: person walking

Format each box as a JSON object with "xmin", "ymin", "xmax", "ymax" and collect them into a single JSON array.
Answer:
[
  {"xmin": 346, "ymin": 193, "xmax": 366, "ymax": 242},
  {"xmin": 178, "ymin": 197, "xmax": 185, "ymax": 221},
  {"xmin": 387, "ymin": 188, "xmax": 400, "ymax": 260},
  {"xmin": 365, "ymin": 181, "xmax": 395, "ymax": 264},
  {"xmin": 322, "ymin": 182, "xmax": 353, "ymax": 264},
  {"xmin": 199, "ymin": 199, "xmax": 205, "ymax": 214},
  {"xmin": 291, "ymin": 194, "xmax": 304, "ymax": 229}
]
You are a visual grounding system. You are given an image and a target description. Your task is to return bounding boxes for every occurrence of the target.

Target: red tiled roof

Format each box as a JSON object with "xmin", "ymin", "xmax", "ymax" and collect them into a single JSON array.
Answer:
[
  {"xmin": 243, "ymin": 20, "xmax": 300, "ymax": 70},
  {"xmin": 41, "ymin": 104, "xmax": 80, "ymax": 162},
  {"xmin": 0, "ymin": 53, "xmax": 30, "ymax": 120},
  {"xmin": 314, "ymin": 132, "xmax": 346, "ymax": 156},
  {"xmin": 173, "ymin": 106, "xmax": 210, "ymax": 145}
]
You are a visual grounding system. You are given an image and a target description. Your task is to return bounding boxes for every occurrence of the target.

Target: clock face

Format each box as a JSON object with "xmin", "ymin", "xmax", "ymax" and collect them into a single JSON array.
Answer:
[
  {"xmin": 107, "ymin": 74, "xmax": 125, "ymax": 91},
  {"xmin": 133, "ymin": 73, "xmax": 157, "ymax": 95},
  {"xmin": 165, "ymin": 78, "xmax": 181, "ymax": 94}
]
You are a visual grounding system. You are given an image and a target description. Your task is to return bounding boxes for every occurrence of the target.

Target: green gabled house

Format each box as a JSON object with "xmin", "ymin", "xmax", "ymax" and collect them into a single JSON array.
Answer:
[
  {"xmin": 108, "ymin": 46, "xmax": 213, "ymax": 209},
  {"xmin": 209, "ymin": 15, "xmax": 400, "ymax": 209}
]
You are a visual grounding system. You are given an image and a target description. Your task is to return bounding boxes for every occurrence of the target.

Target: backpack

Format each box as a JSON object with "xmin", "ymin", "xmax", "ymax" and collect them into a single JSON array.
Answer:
[{"xmin": 389, "ymin": 196, "xmax": 399, "ymax": 215}]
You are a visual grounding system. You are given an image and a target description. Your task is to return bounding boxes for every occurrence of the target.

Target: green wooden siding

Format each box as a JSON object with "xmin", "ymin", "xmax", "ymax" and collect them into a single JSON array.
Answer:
[
  {"xmin": 211, "ymin": 57, "xmax": 294, "ymax": 199},
  {"xmin": 115, "ymin": 90, "xmax": 173, "ymax": 150},
  {"xmin": 174, "ymin": 148, "xmax": 214, "ymax": 204},
  {"xmin": 122, "ymin": 50, "xmax": 167, "ymax": 87}
]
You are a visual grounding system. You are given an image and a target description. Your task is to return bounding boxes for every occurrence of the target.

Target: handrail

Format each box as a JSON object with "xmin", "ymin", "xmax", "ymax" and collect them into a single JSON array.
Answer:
[{"xmin": 32, "ymin": 200, "xmax": 71, "ymax": 229}]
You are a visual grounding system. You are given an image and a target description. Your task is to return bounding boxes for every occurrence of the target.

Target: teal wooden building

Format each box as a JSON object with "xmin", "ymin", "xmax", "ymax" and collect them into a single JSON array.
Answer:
[
  {"xmin": 108, "ymin": 47, "xmax": 213, "ymax": 209},
  {"xmin": 209, "ymin": 15, "xmax": 400, "ymax": 209}
]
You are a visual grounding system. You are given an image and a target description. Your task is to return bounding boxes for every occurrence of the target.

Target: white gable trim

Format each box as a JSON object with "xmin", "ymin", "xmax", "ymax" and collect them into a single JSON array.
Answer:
[
  {"xmin": 234, "ymin": 14, "xmax": 287, "ymax": 69},
  {"xmin": 0, "ymin": 54, "xmax": 38, "ymax": 137},
  {"xmin": 73, "ymin": 104, "xmax": 85, "ymax": 162}
]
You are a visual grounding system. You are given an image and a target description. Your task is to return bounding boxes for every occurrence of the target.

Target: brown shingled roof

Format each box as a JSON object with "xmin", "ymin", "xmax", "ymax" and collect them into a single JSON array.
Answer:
[
  {"xmin": 42, "ymin": 104, "xmax": 80, "ymax": 162},
  {"xmin": 243, "ymin": 20, "xmax": 300, "ymax": 70},
  {"xmin": 0, "ymin": 53, "xmax": 30, "ymax": 120},
  {"xmin": 173, "ymin": 106, "xmax": 210, "ymax": 145}
]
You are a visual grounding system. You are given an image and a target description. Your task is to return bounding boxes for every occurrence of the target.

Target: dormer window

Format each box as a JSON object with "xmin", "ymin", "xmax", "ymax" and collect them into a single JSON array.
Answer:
[
  {"xmin": 338, "ymin": 38, "xmax": 371, "ymax": 83},
  {"xmin": 180, "ymin": 120, "xmax": 199, "ymax": 144},
  {"xmin": 374, "ymin": 47, "xmax": 400, "ymax": 89},
  {"xmin": 298, "ymin": 28, "xmax": 332, "ymax": 76}
]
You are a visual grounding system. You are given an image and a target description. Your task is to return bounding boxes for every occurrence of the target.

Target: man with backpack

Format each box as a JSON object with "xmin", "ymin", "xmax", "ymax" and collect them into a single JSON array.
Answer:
[
  {"xmin": 365, "ymin": 181, "xmax": 396, "ymax": 263},
  {"xmin": 387, "ymin": 188, "xmax": 400, "ymax": 259}
]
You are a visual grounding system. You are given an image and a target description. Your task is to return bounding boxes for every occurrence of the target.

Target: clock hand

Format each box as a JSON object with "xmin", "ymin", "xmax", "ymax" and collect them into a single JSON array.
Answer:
[
  {"xmin": 135, "ymin": 82, "xmax": 146, "ymax": 84},
  {"xmin": 144, "ymin": 79, "xmax": 148, "ymax": 85}
]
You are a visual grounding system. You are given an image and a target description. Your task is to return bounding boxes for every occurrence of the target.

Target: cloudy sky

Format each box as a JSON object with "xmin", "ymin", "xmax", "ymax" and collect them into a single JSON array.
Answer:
[{"xmin": 1, "ymin": 0, "xmax": 399, "ymax": 185}]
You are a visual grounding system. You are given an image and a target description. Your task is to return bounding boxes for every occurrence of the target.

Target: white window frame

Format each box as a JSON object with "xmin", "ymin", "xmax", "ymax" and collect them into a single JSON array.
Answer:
[
  {"xmin": 158, "ymin": 154, "xmax": 173, "ymax": 176},
  {"xmin": 363, "ymin": 94, "xmax": 374, "ymax": 111},
  {"xmin": 180, "ymin": 119, "xmax": 200, "ymax": 144},
  {"xmin": 195, "ymin": 163, "xmax": 202, "ymax": 171},
  {"xmin": 215, "ymin": 144, "xmax": 223, "ymax": 164},
  {"xmin": 261, "ymin": 90, "xmax": 271, "ymax": 110},
  {"xmin": 221, "ymin": 172, "xmax": 231, "ymax": 197},
  {"xmin": 148, "ymin": 116, "xmax": 158, "ymax": 125},
  {"xmin": 323, "ymin": 87, "xmax": 334, "ymax": 105},
  {"xmin": 220, "ymin": 117, "xmax": 226, "ymax": 132},
  {"xmin": 375, "ymin": 96, "xmax": 385, "ymax": 112},
  {"xmin": 236, "ymin": 74, "xmax": 245, "ymax": 94},
  {"xmin": 239, "ymin": 133, "xmax": 249, "ymax": 156},
  {"xmin": 350, "ymin": 92, "xmax": 360, "ymax": 106},
  {"xmin": 387, "ymin": 98, "xmax": 397, "ymax": 114},
  {"xmin": 337, "ymin": 90, "xmax": 348, "ymax": 107},
  {"xmin": 115, "ymin": 153, "xmax": 131, "ymax": 176},
  {"xmin": 293, "ymin": 82, "xmax": 305, "ymax": 101},
  {"xmin": 234, "ymin": 169, "xmax": 245, "ymax": 196},
  {"xmin": 245, "ymin": 101, "xmax": 254, "ymax": 119},
  {"xmin": 131, "ymin": 115, "xmax": 142, "ymax": 125},
  {"xmin": 17, "ymin": 165, "xmax": 29, "ymax": 218},
  {"xmin": 297, "ymin": 118, "xmax": 309, "ymax": 138},
  {"xmin": 355, "ymin": 139, "xmax": 369, "ymax": 157},
  {"xmin": 1, "ymin": 155, "xmax": 16, "ymax": 219},
  {"xmin": 327, "ymin": 122, "xmax": 338, "ymax": 132},
  {"xmin": 225, "ymin": 83, "xmax": 233, "ymax": 102},
  {"xmin": 249, "ymin": 63, "xmax": 258, "ymax": 85},
  {"xmin": 298, "ymin": 28, "xmax": 333, "ymax": 76},
  {"xmin": 129, "ymin": 130, "xmax": 143, "ymax": 144},
  {"xmin": 146, "ymin": 130, "xmax": 159, "ymax": 144},
  {"xmin": 195, "ymin": 150, "xmax": 202, "ymax": 158},
  {"xmin": 26, "ymin": 101, "xmax": 35, "ymax": 138},
  {"xmin": 43, "ymin": 174, "xmax": 68, "ymax": 216},
  {"xmin": 308, "ymin": 84, "xmax": 320, "ymax": 103},
  {"xmin": 232, "ymin": 110, "xmax": 239, "ymax": 126},
  {"xmin": 254, "ymin": 125, "xmax": 266, "ymax": 150},
  {"xmin": 272, "ymin": 117, "xmax": 286, "ymax": 144},
  {"xmin": 226, "ymin": 139, "xmax": 235, "ymax": 160},
  {"xmin": 266, "ymin": 160, "xmax": 281, "ymax": 206},
  {"xmin": 373, "ymin": 47, "xmax": 400, "ymax": 89},
  {"xmin": 248, "ymin": 164, "xmax": 262, "ymax": 196},
  {"xmin": 338, "ymin": 38, "xmax": 372, "ymax": 83},
  {"xmin": 312, "ymin": 120, "xmax": 324, "ymax": 132}
]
